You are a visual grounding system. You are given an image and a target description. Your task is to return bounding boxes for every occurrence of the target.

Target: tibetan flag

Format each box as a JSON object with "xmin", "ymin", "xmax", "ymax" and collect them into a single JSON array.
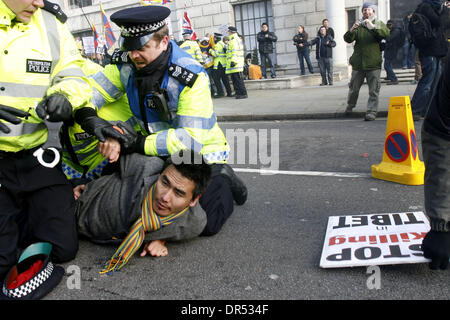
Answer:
[
  {"xmin": 182, "ymin": 8, "xmax": 197, "ymax": 41},
  {"xmin": 92, "ymin": 22, "xmax": 99, "ymax": 51},
  {"xmin": 100, "ymin": 2, "xmax": 116, "ymax": 52}
]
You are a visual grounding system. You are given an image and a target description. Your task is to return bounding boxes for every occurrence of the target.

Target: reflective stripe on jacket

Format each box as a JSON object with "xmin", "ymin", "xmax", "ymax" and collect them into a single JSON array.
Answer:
[
  {"xmin": 0, "ymin": 3, "xmax": 92, "ymax": 152},
  {"xmin": 226, "ymin": 33, "xmax": 244, "ymax": 74}
]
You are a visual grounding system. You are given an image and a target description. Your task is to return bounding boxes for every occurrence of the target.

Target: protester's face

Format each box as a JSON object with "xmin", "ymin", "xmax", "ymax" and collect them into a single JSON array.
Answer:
[
  {"xmin": 261, "ymin": 24, "xmax": 268, "ymax": 32},
  {"xmin": 362, "ymin": 8, "xmax": 375, "ymax": 19},
  {"xmin": 323, "ymin": 20, "xmax": 329, "ymax": 28},
  {"xmin": 298, "ymin": 26, "xmax": 304, "ymax": 33},
  {"xmin": 152, "ymin": 165, "xmax": 199, "ymax": 217},
  {"xmin": 320, "ymin": 27, "xmax": 327, "ymax": 36},
  {"xmin": 129, "ymin": 35, "xmax": 169, "ymax": 70},
  {"xmin": 4, "ymin": 0, "xmax": 44, "ymax": 23}
]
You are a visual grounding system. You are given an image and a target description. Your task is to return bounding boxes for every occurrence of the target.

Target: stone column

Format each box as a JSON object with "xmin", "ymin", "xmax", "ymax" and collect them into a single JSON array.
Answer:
[{"xmin": 325, "ymin": 0, "xmax": 347, "ymax": 68}]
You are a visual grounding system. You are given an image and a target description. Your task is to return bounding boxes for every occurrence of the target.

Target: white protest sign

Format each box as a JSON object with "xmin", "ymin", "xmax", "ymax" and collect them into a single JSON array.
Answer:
[
  {"xmin": 82, "ymin": 36, "xmax": 95, "ymax": 55},
  {"xmin": 320, "ymin": 211, "xmax": 431, "ymax": 268}
]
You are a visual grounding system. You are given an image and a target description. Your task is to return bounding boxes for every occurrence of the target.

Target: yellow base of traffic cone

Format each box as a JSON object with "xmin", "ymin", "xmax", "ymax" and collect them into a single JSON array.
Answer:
[
  {"xmin": 371, "ymin": 161, "xmax": 425, "ymax": 185},
  {"xmin": 371, "ymin": 96, "xmax": 425, "ymax": 186}
]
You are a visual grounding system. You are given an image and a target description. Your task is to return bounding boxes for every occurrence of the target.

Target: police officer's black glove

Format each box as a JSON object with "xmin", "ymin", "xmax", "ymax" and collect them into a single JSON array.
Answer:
[
  {"xmin": 36, "ymin": 94, "xmax": 72, "ymax": 122},
  {"xmin": 230, "ymin": 61, "xmax": 236, "ymax": 67},
  {"xmin": 74, "ymin": 107, "xmax": 126, "ymax": 143},
  {"xmin": 422, "ymin": 230, "xmax": 450, "ymax": 270},
  {"xmin": 113, "ymin": 121, "xmax": 146, "ymax": 155},
  {"xmin": 0, "ymin": 104, "xmax": 31, "ymax": 133}
]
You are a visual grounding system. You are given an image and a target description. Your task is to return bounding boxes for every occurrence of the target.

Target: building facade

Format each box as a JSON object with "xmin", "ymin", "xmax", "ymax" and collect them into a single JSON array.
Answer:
[{"xmin": 58, "ymin": 0, "xmax": 405, "ymax": 75}]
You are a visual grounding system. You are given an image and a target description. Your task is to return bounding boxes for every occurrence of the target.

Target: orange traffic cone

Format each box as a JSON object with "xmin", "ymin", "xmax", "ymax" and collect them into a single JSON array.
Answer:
[{"xmin": 371, "ymin": 96, "xmax": 425, "ymax": 185}]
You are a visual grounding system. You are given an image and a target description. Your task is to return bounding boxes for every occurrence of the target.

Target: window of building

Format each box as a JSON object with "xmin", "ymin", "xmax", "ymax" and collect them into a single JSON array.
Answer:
[
  {"xmin": 346, "ymin": 9, "xmax": 357, "ymax": 30},
  {"xmin": 233, "ymin": 0, "xmax": 275, "ymax": 64},
  {"xmin": 69, "ymin": 0, "xmax": 93, "ymax": 9}
]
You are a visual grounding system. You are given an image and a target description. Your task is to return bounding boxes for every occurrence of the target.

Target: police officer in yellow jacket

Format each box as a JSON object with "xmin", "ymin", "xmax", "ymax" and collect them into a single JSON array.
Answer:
[
  {"xmin": 209, "ymin": 33, "xmax": 232, "ymax": 97},
  {"xmin": 0, "ymin": 0, "xmax": 84, "ymax": 293},
  {"xmin": 0, "ymin": 0, "xmax": 125, "ymax": 296},
  {"xmin": 179, "ymin": 29, "xmax": 203, "ymax": 65},
  {"xmin": 86, "ymin": 5, "xmax": 248, "ymax": 236},
  {"xmin": 226, "ymin": 26, "xmax": 248, "ymax": 99}
]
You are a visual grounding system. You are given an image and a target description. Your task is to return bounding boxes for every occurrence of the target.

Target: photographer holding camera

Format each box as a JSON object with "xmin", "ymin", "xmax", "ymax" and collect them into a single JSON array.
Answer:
[{"xmin": 344, "ymin": 2, "xmax": 389, "ymax": 121}]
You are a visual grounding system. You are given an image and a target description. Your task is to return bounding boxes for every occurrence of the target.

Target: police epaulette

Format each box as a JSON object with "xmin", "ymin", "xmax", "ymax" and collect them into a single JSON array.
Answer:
[
  {"xmin": 168, "ymin": 64, "xmax": 198, "ymax": 88},
  {"xmin": 111, "ymin": 50, "xmax": 129, "ymax": 65},
  {"xmin": 42, "ymin": 0, "xmax": 67, "ymax": 23}
]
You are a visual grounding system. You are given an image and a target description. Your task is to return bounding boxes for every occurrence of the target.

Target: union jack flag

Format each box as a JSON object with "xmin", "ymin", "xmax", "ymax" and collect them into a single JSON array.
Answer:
[{"xmin": 182, "ymin": 8, "xmax": 197, "ymax": 41}]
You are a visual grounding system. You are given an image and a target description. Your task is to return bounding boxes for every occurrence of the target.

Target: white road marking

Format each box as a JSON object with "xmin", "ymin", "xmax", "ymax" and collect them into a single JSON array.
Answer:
[{"xmin": 233, "ymin": 168, "xmax": 371, "ymax": 178}]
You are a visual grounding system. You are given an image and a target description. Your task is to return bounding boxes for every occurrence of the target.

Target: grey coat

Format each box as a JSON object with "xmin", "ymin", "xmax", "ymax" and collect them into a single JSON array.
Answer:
[{"xmin": 75, "ymin": 153, "xmax": 207, "ymax": 242}]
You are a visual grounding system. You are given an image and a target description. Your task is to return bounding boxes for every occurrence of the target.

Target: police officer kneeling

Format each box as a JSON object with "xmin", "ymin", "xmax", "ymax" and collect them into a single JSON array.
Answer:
[{"xmin": 87, "ymin": 5, "xmax": 248, "ymax": 236}]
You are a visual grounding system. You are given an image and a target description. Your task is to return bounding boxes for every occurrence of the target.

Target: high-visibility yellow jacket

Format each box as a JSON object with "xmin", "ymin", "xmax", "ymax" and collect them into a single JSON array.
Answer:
[
  {"xmin": 0, "ymin": 2, "xmax": 93, "ymax": 152},
  {"xmin": 209, "ymin": 40, "xmax": 227, "ymax": 69},
  {"xmin": 61, "ymin": 59, "xmax": 137, "ymax": 180},
  {"xmin": 86, "ymin": 40, "xmax": 229, "ymax": 164},
  {"xmin": 180, "ymin": 39, "xmax": 203, "ymax": 65},
  {"xmin": 226, "ymin": 33, "xmax": 245, "ymax": 74}
]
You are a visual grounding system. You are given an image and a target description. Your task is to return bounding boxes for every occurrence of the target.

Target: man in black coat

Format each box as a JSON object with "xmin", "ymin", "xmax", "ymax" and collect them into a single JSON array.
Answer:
[
  {"xmin": 384, "ymin": 20, "xmax": 403, "ymax": 85},
  {"xmin": 410, "ymin": 0, "xmax": 448, "ymax": 118},
  {"xmin": 309, "ymin": 26, "xmax": 336, "ymax": 86},
  {"xmin": 421, "ymin": 49, "xmax": 450, "ymax": 270},
  {"xmin": 257, "ymin": 22, "xmax": 278, "ymax": 78}
]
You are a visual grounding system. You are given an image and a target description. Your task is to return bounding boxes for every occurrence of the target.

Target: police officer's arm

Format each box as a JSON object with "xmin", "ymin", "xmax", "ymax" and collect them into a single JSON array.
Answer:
[
  {"xmin": 140, "ymin": 72, "xmax": 214, "ymax": 157},
  {"xmin": 44, "ymin": 19, "xmax": 94, "ymax": 113}
]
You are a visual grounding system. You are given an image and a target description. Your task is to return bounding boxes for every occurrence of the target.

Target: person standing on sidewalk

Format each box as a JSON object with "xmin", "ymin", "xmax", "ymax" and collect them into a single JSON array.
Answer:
[
  {"xmin": 257, "ymin": 22, "xmax": 278, "ymax": 79},
  {"xmin": 410, "ymin": 0, "xmax": 448, "ymax": 119},
  {"xmin": 309, "ymin": 25, "xmax": 336, "ymax": 86},
  {"xmin": 322, "ymin": 19, "xmax": 335, "ymax": 38},
  {"xmin": 293, "ymin": 25, "xmax": 314, "ymax": 75},
  {"xmin": 383, "ymin": 20, "xmax": 403, "ymax": 85},
  {"xmin": 210, "ymin": 33, "xmax": 232, "ymax": 97},
  {"xmin": 344, "ymin": 2, "xmax": 390, "ymax": 121},
  {"xmin": 226, "ymin": 26, "xmax": 247, "ymax": 99}
]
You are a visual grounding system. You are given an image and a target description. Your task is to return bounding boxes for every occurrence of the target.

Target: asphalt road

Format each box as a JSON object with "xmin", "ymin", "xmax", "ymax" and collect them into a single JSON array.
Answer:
[{"xmin": 46, "ymin": 118, "xmax": 450, "ymax": 302}]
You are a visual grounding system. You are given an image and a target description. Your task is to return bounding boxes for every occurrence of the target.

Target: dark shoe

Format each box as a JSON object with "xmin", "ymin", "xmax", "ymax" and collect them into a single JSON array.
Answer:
[
  {"xmin": 236, "ymin": 95, "xmax": 248, "ymax": 99},
  {"xmin": 387, "ymin": 80, "xmax": 399, "ymax": 85},
  {"xmin": 364, "ymin": 112, "xmax": 376, "ymax": 121},
  {"xmin": 328, "ymin": 83, "xmax": 333, "ymax": 86},
  {"xmin": 213, "ymin": 94, "xmax": 224, "ymax": 99},
  {"xmin": 220, "ymin": 164, "xmax": 248, "ymax": 205},
  {"xmin": 271, "ymin": 75, "xmax": 276, "ymax": 79},
  {"xmin": 410, "ymin": 80, "xmax": 418, "ymax": 85},
  {"xmin": 227, "ymin": 94, "xmax": 235, "ymax": 97},
  {"xmin": 344, "ymin": 106, "xmax": 353, "ymax": 116},
  {"xmin": 320, "ymin": 83, "xmax": 327, "ymax": 86},
  {"xmin": 300, "ymin": 73, "xmax": 305, "ymax": 76}
]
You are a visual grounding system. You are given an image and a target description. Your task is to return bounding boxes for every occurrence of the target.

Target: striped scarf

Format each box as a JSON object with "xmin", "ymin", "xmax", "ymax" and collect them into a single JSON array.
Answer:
[{"xmin": 100, "ymin": 185, "xmax": 188, "ymax": 274}]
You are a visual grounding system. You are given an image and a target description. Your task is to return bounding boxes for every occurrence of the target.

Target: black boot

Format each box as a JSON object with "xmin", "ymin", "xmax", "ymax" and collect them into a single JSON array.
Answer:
[{"xmin": 213, "ymin": 164, "xmax": 248, "ymax": 205}]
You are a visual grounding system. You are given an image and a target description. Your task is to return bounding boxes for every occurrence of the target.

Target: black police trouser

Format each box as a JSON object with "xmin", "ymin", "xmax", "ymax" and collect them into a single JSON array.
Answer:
[
  {"xmin": 199, "ymin": 174, "xmax": 234, "ymax": 236},
  {"xmin": 213, "ymin": 64, "xmax": 232, "ymax": 96},
  {"xmin": 230, "ymin": 72, "xmax": 247, "ymax": 97},
  {"xmin": 0, "ymin": 151, "xmax": 78, "ymax": 281}
]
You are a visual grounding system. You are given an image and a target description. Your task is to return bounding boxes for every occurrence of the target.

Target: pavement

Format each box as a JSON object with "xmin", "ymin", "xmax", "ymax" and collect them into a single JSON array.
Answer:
[{"xmin": 213, "ymin": 74, "xmax": 418, "ymax": 122}]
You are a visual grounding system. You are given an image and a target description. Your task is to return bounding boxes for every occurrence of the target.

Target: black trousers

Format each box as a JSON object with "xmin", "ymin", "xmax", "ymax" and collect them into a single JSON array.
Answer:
[
  {"xmin": 230, "ymin": 72, "xmax": 247, "ymax": 97},
  {"xmin": 0, "ymin": 151, "xmax": 78, "ymax": 281},
  {"xmin": 213, "ymin": 64, "xmax": 232, "ymax": 96},
  {"xmin": 199, "ymin": 174, "xmax": 234, "ymax": 236}
]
